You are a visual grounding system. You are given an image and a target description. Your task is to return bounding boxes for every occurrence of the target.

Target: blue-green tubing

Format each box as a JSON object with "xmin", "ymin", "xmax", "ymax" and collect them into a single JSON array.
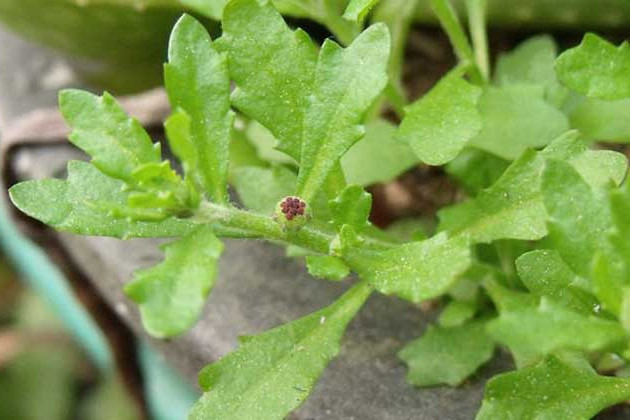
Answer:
[
  {"xmin": 139, "ymin": 341, "xmax": 199, "ymax": 420},
  {"xmin": 0, "ymin": 179, "xmax": 199, "ymax": 419},
  {"xmin": 0, "ymin": 183, "xmax": 112, "ymax": 371}
]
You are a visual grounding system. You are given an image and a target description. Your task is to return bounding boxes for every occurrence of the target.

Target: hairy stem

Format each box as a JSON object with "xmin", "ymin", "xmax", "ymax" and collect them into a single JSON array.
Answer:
[
  {"xmin": 195, "ymin": 201, "xmax": 335, "ymax": 253},
  {"xmin": 193, "ymin": 201, "xmax": 398, "ymax": 256}
]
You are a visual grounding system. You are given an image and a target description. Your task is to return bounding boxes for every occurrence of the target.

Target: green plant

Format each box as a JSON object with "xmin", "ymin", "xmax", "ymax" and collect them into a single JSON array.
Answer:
[{"xmin": 9, "ymin": 0, "xmax": 630, "ymax": 418}]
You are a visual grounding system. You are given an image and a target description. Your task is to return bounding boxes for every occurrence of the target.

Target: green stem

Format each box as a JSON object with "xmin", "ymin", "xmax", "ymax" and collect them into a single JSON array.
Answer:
[
  {"xmin": 384, "ymin": 81, "xmax": 407, "ymax": 117},
  {"xmin": 414, "ymin": 0, "xmax": 630, "ymax": 30},
  {"xmin": 465, "ymin": 0, "xmax": 490, "ymax": 81},
  {"xmin": 429, "ymin": 0, "xmax": 484, "ymax": 84},
  {"xmin": 195, "ymin": 202, "xmax": 333, "ymax": 253},
  {"xmin": 324, "ymin": 13, "xmax": 360, "ymax": 46},
  {"xmin": 193, "ymin": 201, "xmax": 398, "ymax": 255}
]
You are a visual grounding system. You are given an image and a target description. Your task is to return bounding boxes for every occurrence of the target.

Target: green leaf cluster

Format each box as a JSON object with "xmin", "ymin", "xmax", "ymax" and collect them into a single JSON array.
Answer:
[
  {"xmin": 10, "ymin": 1, "xmax": 630, "ymax": 419},
  {"xmin": 394, "ymin": 20, "xmax": 630, "ymax": 420}
]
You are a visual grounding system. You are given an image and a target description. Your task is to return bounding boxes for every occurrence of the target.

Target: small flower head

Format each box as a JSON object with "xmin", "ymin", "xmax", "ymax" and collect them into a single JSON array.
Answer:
[{"xmin": 275, "ymin": 196, "xmax": 310, "ymax": 230}]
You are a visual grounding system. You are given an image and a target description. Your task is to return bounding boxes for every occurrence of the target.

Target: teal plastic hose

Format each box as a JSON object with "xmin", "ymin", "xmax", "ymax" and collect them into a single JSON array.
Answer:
[{"xmin": 0, "ymin": 183, "xmax": 112, "ymax": 371}]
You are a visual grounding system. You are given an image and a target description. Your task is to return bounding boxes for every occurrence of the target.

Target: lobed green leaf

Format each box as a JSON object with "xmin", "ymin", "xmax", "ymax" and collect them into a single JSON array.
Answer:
[
  {"xmin": 439, "ymin": 132, "xmax": 627, "ymax": 244},
  {"xmin": 541, "ymin": 159, "xmax": 615, "ymax": 277},
  {"xmin": 495, "ymin": 35, "xmax": 557, "ymax": 87},
  {"xmin": 328, "ymin": 185, "xmax": 372, "ymax": 232},
  {"xmin": 438, "ymin": 300, "xmax": 477, "ymax": 327},
  {"xmin": 347, "ymin": 233, "xmax": 471, "ymax": 303},
  {"xmin": 569, "ymin": 96, "xmax": 630, "ymax": 143},
  {"xmin": 190, "ymin": 281, "xmax": 372, "ymax": 420},
  {"xmin": 397, "ymin": 69, "xmax": 482, "ymax": 165},
  {"xmin": 296, "ymin": 23, "xmax": 390, "ymax": 202},
  {"xmin": 445, "ymin": 149, "xmax": 509, "ymax": 194},
  {"xmin": 494, "ymin": 35, "xmax": 567, "ymax": 106},
  {"xmin": 477, "ymin": 355, "xmax": 630, "ymax": 420},
  {"xmin": 244, "ymin": 121, "xmax": 297, "ymax": 166},
  {"xmin": 589, "ymin": 178, "xmax": 630, "ymax": 315},
  {"xmin": 483, "ymin": 277, "xmax": 538, "ymax": 315},
  {"xmin": 470, "ymin": 84, "xmax": 569, "ymax": 160},
  {"xmin": 165, "ymin": 14, "xmax": 234, "ymax": 203},
  {"xmin": 516, "ymin": 250, "xmax": 597, "ymax": 314},
  {"xmin": 164, "ymin": 109, "xmax": 196, "ymax": 175},
  {"xmin": 592, "ymin": 254, "xmax": 625, "ymax": 317},
  {"xmin": 218, "ymin": 0, "xmax": 318, "ymax": 160},
  {"xmin": 608, "ymin": 180, "xmax": 630, "ymax": 270},
  {"xmin": 124, "ymin": 226, "xmax": 224, "ymax": 338},
  {"xmin": 399, "ymin": 319, "xmax": 494, "ymax": 387},
  {"xmin": 341, "ymin": 119, "xmax": 418, "ymax": 187},
  {"xmin": 487, "ymin": 299, "xmax": 627, "ymax": 363},
  {"xmin": 439, "ymin": 148, "xmax": 548, "ymax": 243},
  {"xmin": 9, "ymin": 161, "xmax": 195, "ymax": 239},
  {"xmin": 556, "ymin": 33, "xmax": 630, "ymax": 100},
  {"xmin": 306, "ymin": 255, "xmax": 351, "ymax": 281},
  {"xmin": 59, "ymin": 89, "xmax": 161, "ymax": 183}
]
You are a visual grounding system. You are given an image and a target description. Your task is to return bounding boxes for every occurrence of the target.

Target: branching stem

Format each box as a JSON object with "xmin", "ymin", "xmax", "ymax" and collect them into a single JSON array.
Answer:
[
  {"xmin": 194, "ymin": 201, "xmax": 397, "ymax": 256},
  {"xmin": 430, "ymin": 0, "xmax": 484, "ymax": 84}
]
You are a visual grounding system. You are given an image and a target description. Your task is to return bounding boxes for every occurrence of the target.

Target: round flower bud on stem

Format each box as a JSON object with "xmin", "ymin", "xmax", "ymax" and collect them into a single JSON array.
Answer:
[{"xmin": 275, "ymin": 196, "xmax": 310, "ymax": 231}]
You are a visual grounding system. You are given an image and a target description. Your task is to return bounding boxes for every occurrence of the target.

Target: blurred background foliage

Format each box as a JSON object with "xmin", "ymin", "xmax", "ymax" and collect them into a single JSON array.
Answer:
[
  {"xmin": 1, "ymin": 0, "xmax": 629, "ymax": 93},
  {"xmin": 0, "ymin": 257, "xmax": 140, "ymax": 420}
]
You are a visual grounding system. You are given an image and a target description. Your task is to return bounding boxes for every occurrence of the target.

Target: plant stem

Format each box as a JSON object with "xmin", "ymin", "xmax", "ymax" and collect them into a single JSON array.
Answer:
[
  {"xmin": 324, "ymin": 13, "xmax": 360, "ymax": 46},
  {"xmin": 384, "ymin": 81, "xmax": 407, "ymax": 117},
  {"xmin": 195, "ymin": 201, "xmax": 333, "ymax": 253},
  {"xmin": 194, "ymin": 201, "xmax": 398, "ymax": 256},
  {"xmin": 429, "ymin": 0, "xmax": 484, "ymax": 84},
  {"xmin": 465, "ymin": 0, "xmax": 490, "ymax": 81}
]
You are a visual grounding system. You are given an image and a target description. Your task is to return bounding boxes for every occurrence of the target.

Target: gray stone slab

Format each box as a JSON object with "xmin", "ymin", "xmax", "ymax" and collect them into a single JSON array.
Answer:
[
  {"xmin": 0, "ymin": 25, "xmax": 80, "ymax": 128},
  {"xmin": 60, "ymin": 231, "xmax": 499, "ymax": 420}
]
